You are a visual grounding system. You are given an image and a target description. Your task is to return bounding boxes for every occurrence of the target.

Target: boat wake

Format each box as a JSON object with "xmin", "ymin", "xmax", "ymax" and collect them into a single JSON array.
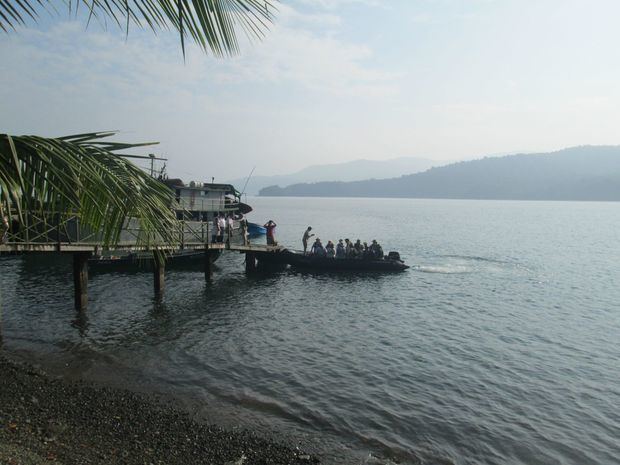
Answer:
[
  {"xmin": 412, "ymin": 254, "xmax": 528, "ymax": 275},
  {"xmin": 439, "ymin": 254, "xmax": 515, "ymax": 265},
  {"xmin": 413, "ymin": 264, "xmax": 473, "ymax": 274}
]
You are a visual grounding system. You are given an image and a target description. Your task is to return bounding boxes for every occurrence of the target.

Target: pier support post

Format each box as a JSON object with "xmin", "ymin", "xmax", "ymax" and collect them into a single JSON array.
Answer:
[
  {"xmin": 204, "ymin": 251, "xmax": 213, "ymax": 282},
  {"xmin": 245, "ymin": 252, "xmax": 257, "ymax": 273},
  {"xmin": 73, "ymin": 252, "xmax": 90, "ymax": 310},
  {"xmin": 153, "ymin": 257, "xmax": 165, "ymax": 295}
]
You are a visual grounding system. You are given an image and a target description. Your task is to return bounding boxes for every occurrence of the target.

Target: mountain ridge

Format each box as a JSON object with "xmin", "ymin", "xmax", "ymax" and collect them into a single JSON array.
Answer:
[
  {"xmin": 258, "ymin": 146, "xmax": 620, "ymax": 201},
  {"xmin": 226, "ymin": 156, "xmax": 448, "ymax": 194}
]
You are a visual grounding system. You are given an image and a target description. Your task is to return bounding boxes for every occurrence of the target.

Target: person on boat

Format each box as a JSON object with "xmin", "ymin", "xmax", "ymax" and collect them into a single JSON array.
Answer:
[
  {"xmin": 302, "ymin": 226, "xmax": 314, "ymax": 254},
  {"xmin": 325, "ymin": 240, "xmax": 336, "ymax": 258},
  {"xmin": 354, "ymin": 239, "xmax": 363, "ymax": 254},
  {"xmin": 310, "ymin": 238, "xmax": 326, "ymax": 257},
  {"xmin": 336, "ymin": 239, "xmax": 346, "ymax": 258},
  {"xmin": 370, "ymin": 240, "xmax": 384, "ymax": 259},
  {"xmin": 344, "ymin": 238, "xmax": 353, "ymax": 257},
  {"xmin": 362, "ymin": 242, "xmax": 372, "ymax": 260},
  {"xmin": 264, "ymin": 220, "xmax": 277, "ymax": 245}
]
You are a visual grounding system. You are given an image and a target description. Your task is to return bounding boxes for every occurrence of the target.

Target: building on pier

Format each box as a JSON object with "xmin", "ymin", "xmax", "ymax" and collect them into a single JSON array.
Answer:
[{"xmin": 164, "ymin": 178, "xmax": 253, "ymax": 222}]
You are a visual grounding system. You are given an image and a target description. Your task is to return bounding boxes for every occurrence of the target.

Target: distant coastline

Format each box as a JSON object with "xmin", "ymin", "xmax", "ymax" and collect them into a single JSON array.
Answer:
[{"xmin": 259, "ymin": 146, "xmax": 620, "ymax": 201}]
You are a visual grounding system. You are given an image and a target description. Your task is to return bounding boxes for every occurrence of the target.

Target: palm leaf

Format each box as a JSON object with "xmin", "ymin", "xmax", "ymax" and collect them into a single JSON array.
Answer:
[
  {"xmin": 0, "ymin": 0, "xmax": 276, "ymax": 56},
  {"xmin": 0, "ymin": 132, "xmax": 180, "ymax": 250}
]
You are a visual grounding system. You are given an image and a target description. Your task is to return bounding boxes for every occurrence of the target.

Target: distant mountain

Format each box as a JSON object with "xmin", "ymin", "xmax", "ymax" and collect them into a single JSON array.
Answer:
[
  {"xmin": 227, "ymin": 157, "xmax": 446, "ymax": 194},
  {"xmin": 259, "ymin": 146, "xmax": 620, "ymax": 201}
]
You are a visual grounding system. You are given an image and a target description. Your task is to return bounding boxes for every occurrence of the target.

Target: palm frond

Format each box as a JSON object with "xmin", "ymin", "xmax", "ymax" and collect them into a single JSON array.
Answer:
[
  {"xmin": 0, "ymin": 132, "xmax": 180, "ymax": 250},
  {"xmin": 0, "ymin": 0, "xmax": 276, "ymax": 56}
]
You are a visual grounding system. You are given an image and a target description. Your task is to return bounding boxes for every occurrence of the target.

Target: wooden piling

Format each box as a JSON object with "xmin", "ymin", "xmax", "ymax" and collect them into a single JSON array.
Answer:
[
  {"xmin": 245, "ymin": 252, "xmax": 256, "ymax": 273},
  {"xmin": 204, "ymin": 251, "xmax": 213, "ymax": 281},
  {"xmin": 73, "ymin": 252, "xmax": 90, "ymax": 310},
  {"xmin": 153, "ymin": 256, "xmax": 165, "ymax": 295}
]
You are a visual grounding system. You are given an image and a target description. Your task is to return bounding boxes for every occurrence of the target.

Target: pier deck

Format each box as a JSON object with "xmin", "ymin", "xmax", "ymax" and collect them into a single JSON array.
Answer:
[
  {"xmin": 0, "ymin": 242, "xmax": 284, "ymax": 254},
  {"xmin": 1, "ymin": 214, "xmax": 284, "ymax": 310}
]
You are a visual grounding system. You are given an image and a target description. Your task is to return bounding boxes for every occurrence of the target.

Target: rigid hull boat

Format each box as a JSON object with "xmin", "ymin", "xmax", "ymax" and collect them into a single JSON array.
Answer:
[{"xmin": 260, "ymin": 249, "xmax": 409, "ymax": 272}]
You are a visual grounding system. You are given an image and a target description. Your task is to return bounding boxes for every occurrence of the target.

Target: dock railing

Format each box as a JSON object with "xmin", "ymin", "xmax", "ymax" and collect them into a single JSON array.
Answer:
[{"xmin": 1, "ymin": 211, "xmax": 252, "ymax": 252}]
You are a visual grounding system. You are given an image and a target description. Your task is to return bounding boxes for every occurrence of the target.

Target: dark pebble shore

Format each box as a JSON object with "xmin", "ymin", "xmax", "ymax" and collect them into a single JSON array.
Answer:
[{"xmin": 0, "ymin": 356, "xmax": 319, "ymax": 465}]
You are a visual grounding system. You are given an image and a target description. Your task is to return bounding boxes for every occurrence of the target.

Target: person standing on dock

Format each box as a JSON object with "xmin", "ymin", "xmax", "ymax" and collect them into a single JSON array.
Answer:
[
  {"xmin": 212, "ymin": 214, "xmax": 220, "ymax": 243},
  {"xmin": 241, "ymin": 218, "xmax": 249, "ymax": 246},
  {"xmin": 218, "ymin": 215, "xmax": 226, "ymax": 243},
  {"xmin": 226, "ymin": 214, "xmax": 234, "ymax": 245},
  {"xmin": 302, "ymin": 226, "xmax": 314, "ymax": 254},
  {"xmin": 264, "ymin": 220, "xmax": 277, "ymax": 245}
]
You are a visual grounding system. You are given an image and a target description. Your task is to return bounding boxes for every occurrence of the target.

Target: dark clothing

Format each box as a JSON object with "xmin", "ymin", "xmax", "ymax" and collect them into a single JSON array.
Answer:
[
  {"xmin": 370, "ymin": 244, "xmax": 384, "ymax": 259},
  {"xmin": 336, "ymin": 243, "xmax": 345, "ymax": 258},
  {"xmin": 311, "ymin": 242, "xmax": 326, "ymax": 257}
]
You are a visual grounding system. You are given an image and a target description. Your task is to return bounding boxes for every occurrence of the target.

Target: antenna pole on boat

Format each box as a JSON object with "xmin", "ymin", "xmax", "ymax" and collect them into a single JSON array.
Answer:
[{"xmin": 241, "ymin": 166, "xmax": 256, "ymax": 196}]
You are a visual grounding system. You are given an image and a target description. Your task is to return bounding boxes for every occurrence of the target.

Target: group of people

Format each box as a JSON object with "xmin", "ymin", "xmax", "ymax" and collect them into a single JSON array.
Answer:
[
  {"xmin": 302, "ymin": 227, "xmax": 384, "ymax": 260},
  {"xmin": 212, "ymin": 213, "xmax": 250, "ymax": 245},
  {"xmin": 210, "ymin": 216, "xmax": 277, "ymax": 247}
]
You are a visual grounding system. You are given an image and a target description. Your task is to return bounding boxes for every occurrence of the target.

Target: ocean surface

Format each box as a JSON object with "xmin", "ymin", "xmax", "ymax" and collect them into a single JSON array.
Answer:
[{"xmin": 1, "ymin": 198, "xmax": 619, "ymax": 465}]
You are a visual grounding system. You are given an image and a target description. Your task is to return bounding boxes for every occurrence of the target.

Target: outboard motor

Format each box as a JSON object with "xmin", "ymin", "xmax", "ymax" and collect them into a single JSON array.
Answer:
[{"xmin": 387, "ymin": 251, "xmax": 401, "ymax": 262}]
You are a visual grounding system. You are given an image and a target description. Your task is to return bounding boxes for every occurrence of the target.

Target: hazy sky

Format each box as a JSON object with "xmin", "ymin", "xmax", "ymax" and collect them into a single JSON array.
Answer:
[{"xmin": 2, "ymin": 0, "xmax": 620, "ymax": 180}]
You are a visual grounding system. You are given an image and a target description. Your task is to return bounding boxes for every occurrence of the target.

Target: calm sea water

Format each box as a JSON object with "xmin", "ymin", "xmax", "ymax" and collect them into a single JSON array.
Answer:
[{"xmin": 1, "ymin": 198, "xmax": 619, "ymax": 465}]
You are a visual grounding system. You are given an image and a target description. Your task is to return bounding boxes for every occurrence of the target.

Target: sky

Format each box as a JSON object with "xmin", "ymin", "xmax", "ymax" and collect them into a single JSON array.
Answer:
[{"xmin": 2, "ymin": 0, "xmax": 620, "ymax": 181}]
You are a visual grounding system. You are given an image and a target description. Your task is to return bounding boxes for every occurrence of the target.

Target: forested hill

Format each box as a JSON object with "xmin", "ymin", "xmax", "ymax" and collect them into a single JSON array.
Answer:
[
  {"xmin": 258, "ymin": 146, "xmax": 620, "ymax": 201},
  {"xmin": 226, "ymin": 156, "xmax": 443, "ymax": 195}
]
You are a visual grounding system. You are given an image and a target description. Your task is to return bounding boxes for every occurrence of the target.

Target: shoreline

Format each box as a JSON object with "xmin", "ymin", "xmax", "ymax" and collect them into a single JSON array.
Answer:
[{"xmin": 0, "ymin": 354, "xmax": 319, "ymax": 465}]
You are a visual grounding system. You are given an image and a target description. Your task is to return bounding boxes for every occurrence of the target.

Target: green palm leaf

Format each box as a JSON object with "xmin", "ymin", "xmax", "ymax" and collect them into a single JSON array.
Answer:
[
  {"xmin": 0, "ymin": 2, "xmax": 276, "ymax": 250},
  {"xmin": 0, "ymin": 132, "xmax": 180, "ymax": 250},
  {"xmin": 0, "ymin": 0, "xmax": 275, "ymax": 56}
]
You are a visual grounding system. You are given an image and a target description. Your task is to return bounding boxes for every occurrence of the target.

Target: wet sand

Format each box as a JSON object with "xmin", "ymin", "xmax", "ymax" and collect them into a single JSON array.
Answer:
[{"xmin": 0, "ymin": 355, "xmax": 319, "ymax": 465}]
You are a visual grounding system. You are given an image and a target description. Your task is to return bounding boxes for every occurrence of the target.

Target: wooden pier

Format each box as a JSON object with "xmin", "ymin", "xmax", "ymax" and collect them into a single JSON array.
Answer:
[{"xmin": 0, "ymin": 214, "xmax": 284, "ymax": 310}]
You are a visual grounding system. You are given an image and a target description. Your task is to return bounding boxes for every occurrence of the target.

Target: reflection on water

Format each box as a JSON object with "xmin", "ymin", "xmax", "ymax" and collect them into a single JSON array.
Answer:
[{"xmin": 2, "ymin": 198, "xmax": 620, "ymax": 465}]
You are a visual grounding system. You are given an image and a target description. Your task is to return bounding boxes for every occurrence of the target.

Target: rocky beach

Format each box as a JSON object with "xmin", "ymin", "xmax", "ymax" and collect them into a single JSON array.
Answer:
[{"xmin": 0, "ymin": 355, "xmax": 318, "ymax": 465}]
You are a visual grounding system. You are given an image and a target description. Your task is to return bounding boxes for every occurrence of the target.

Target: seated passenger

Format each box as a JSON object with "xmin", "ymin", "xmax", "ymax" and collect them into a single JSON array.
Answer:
[
  {"xmin": 336, "ymin": 239, "xmax": 346, "ymax": 258},
  {"xmin": 370, "ymin": 239, "xmax": 384, "ymax": 259},
  {"xmin": 362, "ymin": 242, "xmax": 372, "ymax": 259},
  {"xmin": 311, "ymin": 238, "xmax": 326, "ymax": 257},
  {"xmin": 344, "ymin": 238, "xmax": 353, "ymax": 257},
  {"xmin": 354, "ymin": 239, "xmax": 363, "ymax": 253},
  {"xmin": 325, "ymin": 240, "xmax": 336, "ymax": 258}
]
